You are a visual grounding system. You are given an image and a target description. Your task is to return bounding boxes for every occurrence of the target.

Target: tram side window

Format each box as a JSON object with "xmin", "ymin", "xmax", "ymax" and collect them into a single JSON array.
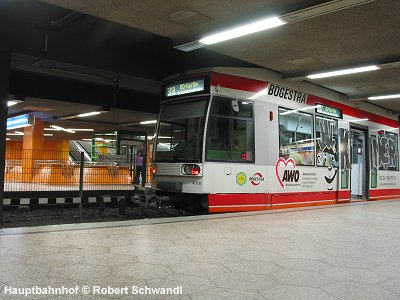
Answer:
[
  {"xmin": 206, "ymin": 97, "xmax": 254, "ymax": 162},
  {"xmin": 278, "ymin": 108, "xmax": 315, "ymax": 166},
  {"xmin": 378, "ymin": 131, "xmax": 399, "ymax": 171},
  {"xmin": 315, "ymin": 116, "xmax": 338, "ymax": 167}
]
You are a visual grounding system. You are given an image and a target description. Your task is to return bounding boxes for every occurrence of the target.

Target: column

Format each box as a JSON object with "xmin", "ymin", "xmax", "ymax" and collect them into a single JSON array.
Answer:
[
  {"xmin": 57, "ymin": 139, "xmax": 69, "ymax": 160},
  {"xmin": 0, "ymin": 52, "xmax": 11, "ymax": 225},
  {"xmin": 22, "ymin": 118, "xmax": 44, "ymax": 181}
]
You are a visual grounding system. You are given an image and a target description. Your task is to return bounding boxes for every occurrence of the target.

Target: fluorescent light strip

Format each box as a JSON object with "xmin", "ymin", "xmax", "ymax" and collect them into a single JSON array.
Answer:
[
  {"xmin": 49, "ymin": 125, "xmax": 76, "ymax": 133},
  {"xmin": 63, "ymin": 129, "xmax": 76, "ymax": 133},
  {"xmin": 44, "ymin": 128, "xmax": 61, "ymax": 131},
  {"xmin": 50, "ymin": 125, "xmax": 64, "ymax": 130},
  {"xmin": 68, "ymin": 128, "xmax": 94, "ymax": 131},
  {"xmin": 368, "ymin": 94, "xmax": 400, "ymax": 100},
  {"xmin": 200, "ymin": 17, "xmax": 286, "ymax": 45},
  {"xmin": 7, "ymin": 100, "xmax": 21, "ymax": 107},
  {"xmin": 44, "ymin": 134, "xmax": 53, "ymax": 136},
  {"xmin": 6, "ymin": 138, "xmax": 10, "ymax": 141},
  {"xmin": 77, "ymin": 111, "xmax": 102, "ymax": 117},
  {"xmin": 140, "ymin": 120, "xmax": 157, "ymax": 125},
  {"xmin": 307, "ymin": 65, "xmax": 379, "ymax": 79}
]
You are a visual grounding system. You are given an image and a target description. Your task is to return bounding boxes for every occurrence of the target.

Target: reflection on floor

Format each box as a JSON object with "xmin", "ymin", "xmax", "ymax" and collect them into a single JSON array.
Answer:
[{"xmin": 1, "ymin": 200, "xmax": 400, "ymax": 299}]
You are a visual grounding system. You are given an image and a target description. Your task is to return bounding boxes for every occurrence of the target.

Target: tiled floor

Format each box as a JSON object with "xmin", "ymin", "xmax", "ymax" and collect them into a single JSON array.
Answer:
[{"xmin": 1, "ymin": 201, "xmax": 400, "ymax": 299}]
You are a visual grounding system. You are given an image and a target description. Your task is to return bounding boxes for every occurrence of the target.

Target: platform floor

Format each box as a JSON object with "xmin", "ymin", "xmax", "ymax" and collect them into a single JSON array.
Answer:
[{"xmin": 1, "ymin": 200, "xmax": 400, "ymax": 299}]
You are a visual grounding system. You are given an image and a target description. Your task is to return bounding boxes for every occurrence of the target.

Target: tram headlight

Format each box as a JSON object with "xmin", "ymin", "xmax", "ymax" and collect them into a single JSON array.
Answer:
[{"xmin": 182, "ymin": 164, "xmax": 201, "ymax": 176}]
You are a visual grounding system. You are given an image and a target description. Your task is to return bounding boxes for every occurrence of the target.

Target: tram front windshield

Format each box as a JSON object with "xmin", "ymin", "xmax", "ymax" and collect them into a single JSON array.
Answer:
[{"xmin": 154, "ymin": 98, "xmax": 208, "ymax": 162}]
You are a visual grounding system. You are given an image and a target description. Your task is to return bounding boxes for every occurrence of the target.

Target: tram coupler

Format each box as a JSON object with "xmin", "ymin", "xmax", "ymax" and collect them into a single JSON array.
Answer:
[{"xmin": 131, "ymin": 187, "xmax": 171, "ymax": 209}]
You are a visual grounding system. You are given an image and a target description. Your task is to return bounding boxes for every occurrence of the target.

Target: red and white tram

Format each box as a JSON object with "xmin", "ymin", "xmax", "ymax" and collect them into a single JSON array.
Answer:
[{"xmin": 150, "ymin": 67, "xmax": 399, "ymax": 213}]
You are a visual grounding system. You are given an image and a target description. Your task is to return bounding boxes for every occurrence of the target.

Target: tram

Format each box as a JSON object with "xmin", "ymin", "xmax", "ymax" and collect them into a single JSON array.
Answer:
[{"xmin": 150, "ymin": 67, "xmax": 400, "ymax": 213}]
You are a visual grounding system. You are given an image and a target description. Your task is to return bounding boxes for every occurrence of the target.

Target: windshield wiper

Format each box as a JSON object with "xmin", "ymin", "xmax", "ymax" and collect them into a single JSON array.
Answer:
[{"xmin": 172, "ymin": 134, "xmax": 197, "ymax": 160}]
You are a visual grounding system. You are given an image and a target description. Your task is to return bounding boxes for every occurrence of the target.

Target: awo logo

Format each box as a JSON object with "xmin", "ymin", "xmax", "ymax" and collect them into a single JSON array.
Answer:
[{"xmin": 275, "ymin": 158, "xmax": 300, "ymax": 189}]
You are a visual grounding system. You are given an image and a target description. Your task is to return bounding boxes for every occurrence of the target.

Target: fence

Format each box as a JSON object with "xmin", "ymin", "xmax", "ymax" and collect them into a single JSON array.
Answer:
[
  {"xmin": 4, "ymin": 148, "xmax": 138, "ymax": 193},
  {"xmin": 1, "ymin": 148, "xmax": 171, "ymax": 227}
]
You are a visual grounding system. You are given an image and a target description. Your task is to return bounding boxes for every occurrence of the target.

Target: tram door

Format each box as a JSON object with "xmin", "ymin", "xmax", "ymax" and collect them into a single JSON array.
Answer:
[{"xmin": 350, "ymin": 129, "xmax": 367, "ymax": 199}]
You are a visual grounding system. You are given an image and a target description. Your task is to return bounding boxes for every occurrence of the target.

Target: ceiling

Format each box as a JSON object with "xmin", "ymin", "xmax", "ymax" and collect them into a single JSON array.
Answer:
[
  {"xmin": 36, "ymin": 0, "xmax": 400, "ymax": 113},
  {"xmin": 1, "ymin": 0, "xmax": 400, "ymax": 140},
  {"xmin": 7, "ymin": 97, "xmax": 157, "ymax": 140}
]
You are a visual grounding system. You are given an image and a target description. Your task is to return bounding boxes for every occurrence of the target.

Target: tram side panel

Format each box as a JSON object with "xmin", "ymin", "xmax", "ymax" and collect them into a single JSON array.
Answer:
[
  {"xmin": 369, "ymin": 131, "xmax": 400, "ymax": 200},
  {"xmin": 204, "ymin": 100, "xmax": 342, "ymax": 213}
]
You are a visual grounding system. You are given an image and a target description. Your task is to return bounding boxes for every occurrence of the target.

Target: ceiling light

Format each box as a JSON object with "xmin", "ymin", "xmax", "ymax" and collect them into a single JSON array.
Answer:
[
  {"xmin": 199, "ymin": 16, "xmax": 285, "ymax": 45},
  {"xmin": 68, "ymin": 128, "xmax": 94, "ymax": 131},
  {"xmin": 140, "ymin": 120, "xmax": 157, "ymax": 125},
  {"xmin": 368, "ymin": 94, "xmax": 400, "ymax": 100},
  {"xmin": 44, "ymin": 134, "xmax": 53, "ymax": 137},
  {"xmin": 50, "ymin": 125, "xmax": 64, "ymax": 131},
  {"xmin": 6, "ymin": 132, "xmax": 24, "ymax": 136},
  {"xmin": 7, "ymin": 100, "xmax": 23, "ymax": 107},
  {"xmin": 49, "ymin": 125, "xmax": 76, "ymax": 133},
  {"xmin": 77, "ymin": 111, "xmax": 102, "ymax": 118},
  {"xmin": 307, "ymin": 65, "xmax": 379, "ymax": 79},
  {"xmin": 58, "ymin": 115, "xmax": 79, "ymax": 120},
  {"xmin": 6, "ymin": 138, "xmax": 10, "ymax": 141},
  {"xmin": 82, "ymin": 139, "xmax": 93, "ymax": 141},
  {"xmin": 63, "ymin": 129, "xmax": 76, "ymax": 133},
  {"xmin": 44, "ymin": 128, "xmax": 60, "ymax": 131}
]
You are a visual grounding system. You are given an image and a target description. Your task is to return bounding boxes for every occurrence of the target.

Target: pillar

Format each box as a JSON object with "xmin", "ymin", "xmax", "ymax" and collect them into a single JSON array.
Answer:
[
  {"xmin": 56, "ymin": 139, "xmax": 69, "ymax": 160},
  {"xmin": 0, "ymin": 52, "xmax": 11, "ymax": 225},
  {"xmin": 22, "ymin": 118, "xmax": 44, "ymax": 181}
]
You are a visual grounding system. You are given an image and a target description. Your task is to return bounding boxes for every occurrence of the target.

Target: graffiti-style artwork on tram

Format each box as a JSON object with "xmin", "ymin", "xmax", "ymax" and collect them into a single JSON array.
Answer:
[
  {"xmin": 339, "ymin": 128, "xmax": 350, "ymax": 189},
  {"xmin": 150, "ymin": 67, "xmax": 400, "ymax": 213}
]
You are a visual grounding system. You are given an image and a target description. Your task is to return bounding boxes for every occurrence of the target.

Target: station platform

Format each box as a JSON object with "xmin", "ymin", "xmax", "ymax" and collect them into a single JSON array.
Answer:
[{"xmin": 1, "ymin": 200, "xmax": 400, "ymax": 299}]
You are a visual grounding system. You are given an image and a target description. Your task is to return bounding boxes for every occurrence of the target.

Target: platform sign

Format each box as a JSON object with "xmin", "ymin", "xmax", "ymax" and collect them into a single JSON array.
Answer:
[
  {"xmin": 163, "ymin": 78, "xmax": 206, "ymax": 99},
  {"xmin": 316, "ymin": 103, "xmax": 342, "ymax": 119},
  {"xmin": 7, "ymin": 114, "xmax": 35, "ymax": 130}
]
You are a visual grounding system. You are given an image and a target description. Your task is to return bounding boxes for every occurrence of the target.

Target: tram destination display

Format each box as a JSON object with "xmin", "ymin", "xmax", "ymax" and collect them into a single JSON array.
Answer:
[
  {"xmin": 316, "ymin": 103, "xmax": 343, "ymax": 119},
  {"xmin": 163, "ymin": 78, "xmax": 206, "ymax": 99}
]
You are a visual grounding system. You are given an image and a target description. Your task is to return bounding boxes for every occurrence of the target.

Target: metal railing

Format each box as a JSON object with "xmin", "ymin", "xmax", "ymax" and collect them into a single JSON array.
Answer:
[
  {"xmin": 1, "ymin": 148, "xmax": 162, "ymax": 227},
  {"xmin": 4, "ymin": 148, "xmax": 138, "ymax": 193}
]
